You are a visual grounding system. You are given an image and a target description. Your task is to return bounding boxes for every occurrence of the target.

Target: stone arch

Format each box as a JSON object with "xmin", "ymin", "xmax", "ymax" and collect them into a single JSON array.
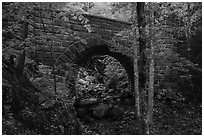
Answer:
[{"xmin": 56, "ymin": 37, "xmax": 134, "ymax": 91}]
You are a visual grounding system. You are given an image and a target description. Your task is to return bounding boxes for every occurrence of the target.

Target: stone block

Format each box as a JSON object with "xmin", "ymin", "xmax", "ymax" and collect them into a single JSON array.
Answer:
[
  {"xmin": 75, "ymin": 42, "xmax": 85, "ymax": 53},
  {"xmin": 57, "ymin": 54, "xmax": 73, "ymax": 64},
  {"xmin": 70, "ymin": 45, "xmax": 80, "ymax": 57},
  {"xmin": 70, "ymin": 24, "xmax": 84, "ymax": 32},
  {"xmin": 102, "ymin": 35, "xmax": 112, "ymax": 40},
  {"xmin": 85, "ymin": 37, "xmax": 101, "ymax": 48},
  {"xmin": 42, "ymin": 58, "xmax": 54, "ymax": 66},
  {"xmin": 64, "ymin": 49, "xmax": 76, "ymax": 61}
]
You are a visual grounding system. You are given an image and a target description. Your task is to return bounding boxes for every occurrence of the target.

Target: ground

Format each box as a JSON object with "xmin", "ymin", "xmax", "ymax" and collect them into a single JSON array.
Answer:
[
  {"xmin": 79, "ymin": 101, "xmax": 202, "ymax": 135},
  {"xmin": 3, "ymin": 101, "xmax": 201, "ymax": 135},
  {"xmin": 2, "ymin": 64, "xmax": 202, "ymax": 135}
]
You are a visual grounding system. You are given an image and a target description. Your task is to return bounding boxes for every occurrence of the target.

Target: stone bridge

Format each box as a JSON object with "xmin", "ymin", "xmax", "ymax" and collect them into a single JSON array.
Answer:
[{"xmin": 26, "ymin": 9, "xmax": 134, "ymax": 88}]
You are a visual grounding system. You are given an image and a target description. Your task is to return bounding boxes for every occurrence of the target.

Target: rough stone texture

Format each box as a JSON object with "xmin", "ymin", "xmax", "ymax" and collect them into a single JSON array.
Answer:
[
  {"xmin": 26, "ymin": 10, "xmax": 135, "ymax": 90},
  {"xmin": 92, "ymin": 103, "xmax": 110, "ymax": 119},
  {"xmin": 28, "ymin": 10, "xmax": 131, "ymax": 65}
]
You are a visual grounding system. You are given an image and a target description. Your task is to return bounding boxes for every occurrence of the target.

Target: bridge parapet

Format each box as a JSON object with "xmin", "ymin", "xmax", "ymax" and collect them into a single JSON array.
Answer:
[{"xmin": 27, "ymin": 9, "xmax": 131, "ymax": 66}]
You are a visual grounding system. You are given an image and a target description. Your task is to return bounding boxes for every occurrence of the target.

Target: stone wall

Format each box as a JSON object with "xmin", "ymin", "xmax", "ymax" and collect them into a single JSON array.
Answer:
[{"xmin": 27, "ymin": 9, "xmax": 131, "ymax": 66}]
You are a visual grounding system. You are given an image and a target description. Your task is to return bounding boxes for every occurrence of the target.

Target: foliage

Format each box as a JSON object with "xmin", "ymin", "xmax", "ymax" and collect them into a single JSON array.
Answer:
[
  {"xmin": 3, "ymin": 115, "xmax": 38, "ymax": 135},
  {"xmin": 2, "ymin": 3, "xmax": 32, "ymax": 59},
  {"xmin": 152, "ymin": 2, "xmax": 202, "ymax": 103},
  {"xmin": 107, "ymin": 2, "xmax": 202, "ymax": 104},
  {"xmin": 2, "ymin": 2, "xmax": 202, "ymax": 135},
  {"xmin": 67, "ymin": 2, "xmax": 132, "ymax": 22},
  {"xmin": 2, "ymin": 2, "xmax": 92, "ymax": 61},
  {"xmin": 3, "ymin": 59, "xmax": 83, "ymax": 135},
  {"xmin": 152, "ymin": 101, "xmax": 201, "ymax": 135}
]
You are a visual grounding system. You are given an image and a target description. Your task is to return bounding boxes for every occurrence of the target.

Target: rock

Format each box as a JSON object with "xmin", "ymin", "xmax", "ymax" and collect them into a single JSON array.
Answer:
[
  {"xmin": 92, "ymin": 103, "xmax": 110, "ymax": 119},
  {"xmin": 80, "ymin": 98, "xmax": 98, "ymax": 106},
  {"xmin": 74, "ymin": 98, "xmax": 98, "ymax": 108},
  {"xmin": 108, "ymin": 105, "xmax": 124, "ymax": 120},
  {"xmin": 119, "ymin": 92, "xmax": 134, "ymax": 105}
]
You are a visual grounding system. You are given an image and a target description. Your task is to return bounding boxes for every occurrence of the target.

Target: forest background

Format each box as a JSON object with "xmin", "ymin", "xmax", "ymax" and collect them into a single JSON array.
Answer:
[{"xmin": 2, "ymin": 2, "xmax": 202, "ymax": 135}]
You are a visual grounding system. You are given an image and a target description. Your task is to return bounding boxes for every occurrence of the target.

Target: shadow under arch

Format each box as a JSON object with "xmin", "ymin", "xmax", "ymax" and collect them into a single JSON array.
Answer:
[{"xmin": 74, "ymin": 45, "xmax": 134, "ymax": 91}]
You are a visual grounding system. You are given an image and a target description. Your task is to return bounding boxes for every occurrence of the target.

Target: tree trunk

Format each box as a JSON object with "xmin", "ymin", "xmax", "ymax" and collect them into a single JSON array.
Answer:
[
  {"xmin": 137, "ymin": 2, "xmax": 147, "ymax": 91},
  {"xmin": 146, "ymin": 3, "xmax": 155, "ymax": 134},
  {"xmin": 133, "ymin": 2, "xmax": 140, "ymax": 117},
  {"xmin": 136, "ymin": 2, "xmax": 148, "ymax": 134},
  {"xmin": 146, "ymin": 34, "xmax": 155, "ymax": 135},
  {"xmin": 134, "ymin": 39, "xmax": 140, "ymax": 117},
  {"xmin": 137, "ymin": 2, "xmax": 147, "ymax": 117}
]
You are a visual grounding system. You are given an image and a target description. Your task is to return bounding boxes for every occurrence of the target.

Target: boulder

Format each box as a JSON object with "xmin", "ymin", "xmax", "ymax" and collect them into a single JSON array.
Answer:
[
  {"xmin": 74, "ymin": 97, "xmax": 98, "ymax": 108},
  {"xmin": 74, "ymin": 96, "xmax": 125, "ymax": 120},
  {"xmin": 108, "ymin": 105, "xmax": 124, "ymax": 119},
  {"xmin": 92, "ymin": 103, "xmax": 110, "ymax": 119}
]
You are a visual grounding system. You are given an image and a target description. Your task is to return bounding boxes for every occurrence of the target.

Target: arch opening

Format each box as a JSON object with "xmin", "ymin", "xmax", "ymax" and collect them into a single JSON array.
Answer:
[{"xmin": 74, "ymin": 45, "xmax": 134, "ymax": 101}]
